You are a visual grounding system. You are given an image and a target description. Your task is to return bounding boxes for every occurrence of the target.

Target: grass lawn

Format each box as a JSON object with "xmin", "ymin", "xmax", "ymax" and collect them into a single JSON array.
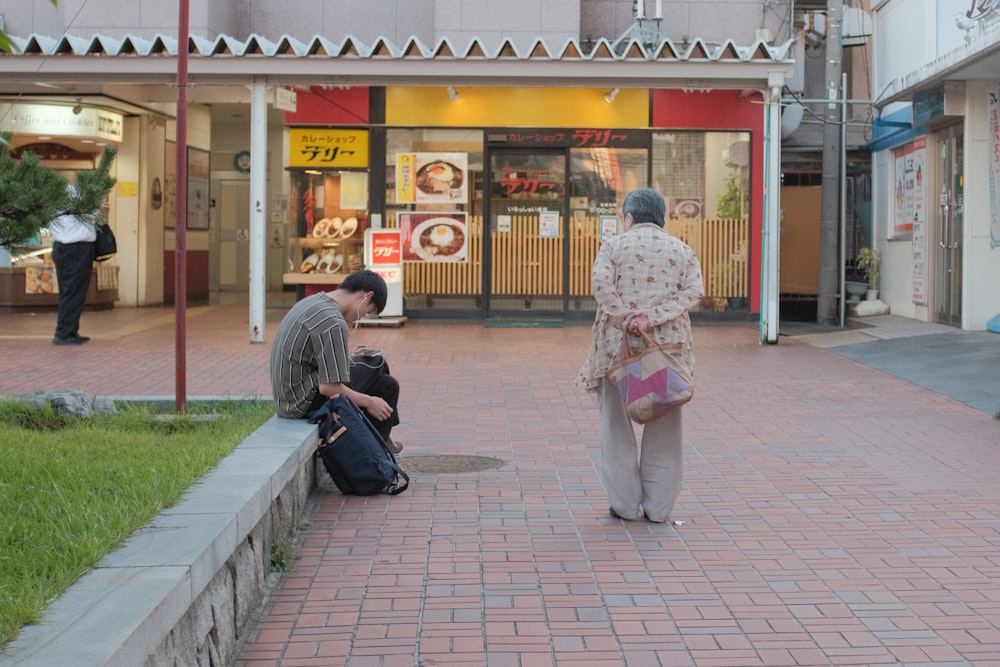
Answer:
[{"xmin": 0, "ymin": 398, "xmax": 274, "ymax": 647}]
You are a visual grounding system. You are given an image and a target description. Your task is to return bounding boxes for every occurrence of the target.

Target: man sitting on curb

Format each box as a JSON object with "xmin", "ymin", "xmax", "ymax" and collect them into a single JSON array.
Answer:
[{"xmin": 270, "ymin": 269, "xmax": 403, "ymax": 453}]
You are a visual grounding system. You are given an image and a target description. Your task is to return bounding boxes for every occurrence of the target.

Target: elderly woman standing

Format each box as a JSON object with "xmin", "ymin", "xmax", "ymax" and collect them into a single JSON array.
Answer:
[{"xmin": 577, "ymin": 188, "xmax": 704, "ymax": 522}]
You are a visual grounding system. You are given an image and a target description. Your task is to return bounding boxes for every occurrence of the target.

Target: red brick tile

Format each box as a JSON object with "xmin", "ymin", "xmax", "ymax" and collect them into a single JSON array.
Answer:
[{"xmin": 10, "ymin": 307, "xmax": 1000, "ymax": 667}]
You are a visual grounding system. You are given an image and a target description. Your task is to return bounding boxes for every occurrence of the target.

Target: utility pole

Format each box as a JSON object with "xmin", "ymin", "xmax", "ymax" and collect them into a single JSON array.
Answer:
[{"xmin": 817, "ymin": 0, "xmax": 843, "ymax": 326}]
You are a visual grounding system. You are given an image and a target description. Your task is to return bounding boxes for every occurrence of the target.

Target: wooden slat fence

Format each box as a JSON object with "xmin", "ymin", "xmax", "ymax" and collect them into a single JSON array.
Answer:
[
  {"xmin": 696, "ymin": 218, "xmax": 748, "ymax": 299},
  {"xmin": 387, "ymin": 213, "xmax": 748, "ymax": 301},
  {"xmin": 568, "ymin": 217, "xmax": 600, "ymax": 297},
  {"xmin": 490, "ymin": 216, "xmax": 562, "ymax": 296}
]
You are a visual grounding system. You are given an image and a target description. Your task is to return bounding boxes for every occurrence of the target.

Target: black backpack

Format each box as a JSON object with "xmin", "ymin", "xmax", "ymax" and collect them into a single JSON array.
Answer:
[{"xmin": 307, "ymin": 394, "xmax": 409, "ymax": 496}]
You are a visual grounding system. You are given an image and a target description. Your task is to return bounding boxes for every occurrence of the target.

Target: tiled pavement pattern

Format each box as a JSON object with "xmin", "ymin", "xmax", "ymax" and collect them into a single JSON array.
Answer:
[{"xmin": 2, "ymin": 302, "xmax": 999, "ymax": 666}]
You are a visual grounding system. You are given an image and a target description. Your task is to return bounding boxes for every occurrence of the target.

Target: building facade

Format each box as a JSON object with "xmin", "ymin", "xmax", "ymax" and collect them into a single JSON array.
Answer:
[
  {"xmin": 0, "ymin": 0, "xmax": 810, "ymax": 338},
  {"xmin": 871, "ymin": 0, "xmax": 1000, "ymax": 330}
]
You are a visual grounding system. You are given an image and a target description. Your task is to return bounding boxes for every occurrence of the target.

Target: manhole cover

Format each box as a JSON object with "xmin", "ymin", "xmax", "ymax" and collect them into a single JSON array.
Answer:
[{"xmin": 399, "ymin": 454, "xmax": 505, "ymax": 473}]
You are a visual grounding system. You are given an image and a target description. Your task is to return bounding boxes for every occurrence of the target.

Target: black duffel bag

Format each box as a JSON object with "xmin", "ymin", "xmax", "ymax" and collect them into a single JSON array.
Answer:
[{"xmin": 307, "ymin": 394, "xmax": 409, "ymax": 496}]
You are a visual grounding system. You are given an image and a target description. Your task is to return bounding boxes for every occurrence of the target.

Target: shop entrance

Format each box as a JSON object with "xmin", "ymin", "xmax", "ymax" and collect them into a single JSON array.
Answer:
[
  {"xmin": 485, "ymin": 149, "xmax": 569, "ymax": 321},
  {"xmin": 935, "ymin": 125, "xmax": 963, "ymax": 327}
]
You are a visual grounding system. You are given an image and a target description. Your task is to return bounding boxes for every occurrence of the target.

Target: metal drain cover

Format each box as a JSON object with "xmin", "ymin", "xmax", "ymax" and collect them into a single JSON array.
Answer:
[{"xmin": 398, "ymin": 454, "xmax": 505, "ymax": 473}]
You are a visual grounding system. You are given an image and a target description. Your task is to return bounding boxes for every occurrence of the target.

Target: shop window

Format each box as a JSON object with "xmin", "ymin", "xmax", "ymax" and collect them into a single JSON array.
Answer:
[
  {"xmin": 569, "ymin": 147, "xmax": 647, "ymax": 218},
  {"xmin": 384, "ymin": 128, "xmax": 485, "ymax": 311},
  {"xmin": 652, "ymin": 130, "xmax": 751, "ymax": 312}
]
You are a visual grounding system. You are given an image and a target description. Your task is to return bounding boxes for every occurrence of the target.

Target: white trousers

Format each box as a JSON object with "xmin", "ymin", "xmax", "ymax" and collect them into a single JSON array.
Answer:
[{"xmin": 597, "ymin": 376, "xmax": 683, "ymax": 522}]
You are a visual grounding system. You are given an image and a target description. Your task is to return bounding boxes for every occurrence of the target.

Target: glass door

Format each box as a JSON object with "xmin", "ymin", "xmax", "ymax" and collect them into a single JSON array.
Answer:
[
  {"xmin": 485, "ymin": 149, "xmax": 568, "ymax": 320},
  {"xmin": 936, "ymin": 126, "xmax": 963, "ymax": 326}
]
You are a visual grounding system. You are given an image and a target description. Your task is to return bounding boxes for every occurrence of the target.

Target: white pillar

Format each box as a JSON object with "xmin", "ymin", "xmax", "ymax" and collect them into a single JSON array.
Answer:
[
  {"xmin": 249, "ymin": 80, "xmax": 267, "ymax": 343},
  {"xmin": 761, "ymin": 72, "xmax": 784, "ymax": 344}
]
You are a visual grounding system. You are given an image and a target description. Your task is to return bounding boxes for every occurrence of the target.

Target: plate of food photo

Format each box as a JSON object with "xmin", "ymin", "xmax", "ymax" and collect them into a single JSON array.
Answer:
[
  {"xmin": 299, "ymin": 252, "xmax": 321, "ymax": 273},
  {"xmin": 409, "ymin": 217, "xmax": 467, "ymax": 261},
  {"xmin": 314, "ymin": 252, "xmax": 343, "ymax": 274},
  {"xmin": 339, "ymin": 216, "xmax": 358, "ymax": 239},
  {"xmin": 415, "ymin": 160, "xmax": 464, "ymax": 196},
  {"xmin": 670, "ymin": 199, "xmax": 703, "ymax": 219},
  {"xmin": 312, "ymin": 218, "xmax": 330, "ymax": 238},
  {"xmin": 324, "ymin": 217, "xmax": 343, "ymax": 239}
]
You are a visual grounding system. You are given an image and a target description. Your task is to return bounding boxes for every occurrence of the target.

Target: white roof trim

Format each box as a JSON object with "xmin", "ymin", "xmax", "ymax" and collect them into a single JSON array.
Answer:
[
  {"xmin": 0, "ymin": 33, "xmax": 794, "ymax": 89},
  {"xmin": 6, "ymin": 32, "xmax": 793, "ymax": 62}
]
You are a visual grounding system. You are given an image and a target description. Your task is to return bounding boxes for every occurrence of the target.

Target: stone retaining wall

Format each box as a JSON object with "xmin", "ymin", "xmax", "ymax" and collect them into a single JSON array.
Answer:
[{"xmin": 0, "ymin": 415, "xmax": 318, "ymax": 667}]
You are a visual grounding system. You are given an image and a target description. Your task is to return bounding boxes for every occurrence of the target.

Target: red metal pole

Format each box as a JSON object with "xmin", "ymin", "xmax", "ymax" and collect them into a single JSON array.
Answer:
[{"xmin": 175, "ymin": 0, "xmax": 189, "ymax": 412}]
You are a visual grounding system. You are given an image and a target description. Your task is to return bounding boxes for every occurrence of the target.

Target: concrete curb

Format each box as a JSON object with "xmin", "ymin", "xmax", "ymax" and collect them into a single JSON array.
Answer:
[{"xmin": 0, "ymin": 415, "xmax": 318, "ymax": 667}]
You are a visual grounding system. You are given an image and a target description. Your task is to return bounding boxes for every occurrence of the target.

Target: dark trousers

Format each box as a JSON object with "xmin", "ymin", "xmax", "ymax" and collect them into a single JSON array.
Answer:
[
  {"xmin": 307, "ymin": 356, "xmax": 400, "ymax": 442},
  {"xmin": 52, "ymin": 241, "xmax": 96, "ymax": 339},
  {"xmin": 347, "ymin": 356, "xmax": 400, "ymax": 442}
]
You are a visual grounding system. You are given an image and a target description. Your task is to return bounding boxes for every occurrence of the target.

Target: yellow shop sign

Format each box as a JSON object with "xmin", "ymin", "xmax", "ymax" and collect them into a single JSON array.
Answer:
[{"xmin": 288, "ymin": 128, "xmax": 368, "ymax": 169}]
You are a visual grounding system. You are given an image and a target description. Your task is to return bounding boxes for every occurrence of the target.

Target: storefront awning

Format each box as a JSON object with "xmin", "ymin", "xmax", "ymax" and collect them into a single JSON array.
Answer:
[{"xmin": 0, "ymin": 32, "xmax": 794, "ymax": 91}]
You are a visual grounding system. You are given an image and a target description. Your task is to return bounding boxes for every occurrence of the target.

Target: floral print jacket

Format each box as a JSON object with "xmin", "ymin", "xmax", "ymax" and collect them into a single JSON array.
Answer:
[{"xmin": 577, "ymin": 223, "xmax": 704, "ymax": 392}]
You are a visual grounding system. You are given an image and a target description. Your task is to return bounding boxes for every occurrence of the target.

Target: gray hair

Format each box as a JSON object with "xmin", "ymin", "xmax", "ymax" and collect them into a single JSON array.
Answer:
[{"xmin": 622, "ymin": 188, "xmax": 666, "ymax": 228}]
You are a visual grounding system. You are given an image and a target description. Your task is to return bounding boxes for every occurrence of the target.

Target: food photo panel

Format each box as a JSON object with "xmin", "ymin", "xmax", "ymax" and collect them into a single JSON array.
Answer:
[
  {"xmin": 396, "ymin": 152, "xmax": 468, "ymax": 205},
  {"xmin": 398, "ymin": 212, "xmax": 469, "ymax": 262}
]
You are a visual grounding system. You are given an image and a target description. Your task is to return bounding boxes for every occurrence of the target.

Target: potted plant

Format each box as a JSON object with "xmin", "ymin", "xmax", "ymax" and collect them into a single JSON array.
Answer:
[
  {"xmin": 844, "ymin": 260, "xmax": 867, "ymax": 304},
  {"xmin": 716, "ymin": 176, "xmax": 748, "ymax": 219},
  {"xmin": 856, "ymin": 247, "xmax": 880, "ymax": 300}
]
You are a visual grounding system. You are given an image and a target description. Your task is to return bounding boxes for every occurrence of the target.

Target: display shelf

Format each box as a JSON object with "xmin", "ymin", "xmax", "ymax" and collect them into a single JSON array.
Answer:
[
  {"xmin": 291, "ymin": 236, "xmax": 359, "ymax": 249},
  {"xmin": 281, "ymin": 272, "xmax": 350, "ymax": 285},
  {"xmin": 283, "ymin": 235, "xmax": 365, "ymax": 287}
]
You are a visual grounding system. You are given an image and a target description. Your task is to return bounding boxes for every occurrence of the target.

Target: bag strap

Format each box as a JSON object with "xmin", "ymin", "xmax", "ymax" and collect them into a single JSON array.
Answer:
[
  {"xmin": 620, "ymin": 327, "xmax": 658, "ymax": 358},
  {"xmin": 308, "ymin": 394, "xmax": 411, "ymax": 496},
  {"xmin": 385, "ymin": 466, "xmax": 410, "ymax": 495}
]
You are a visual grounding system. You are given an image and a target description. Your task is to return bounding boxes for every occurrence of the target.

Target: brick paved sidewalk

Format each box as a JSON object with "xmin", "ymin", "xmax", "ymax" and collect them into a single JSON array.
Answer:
[
  {"xmin": 3, "ymin": 304, "xmax": 999, "ymax": 665},
  {"xmin": 231, "ymin": 320, "xmax": 999, "ymax": 667}
]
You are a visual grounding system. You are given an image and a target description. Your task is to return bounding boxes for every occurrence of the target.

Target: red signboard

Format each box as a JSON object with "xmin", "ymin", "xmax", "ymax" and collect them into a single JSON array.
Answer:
[{"xmin": 368, "ymin": 230, "xmax": 402, "ymax": 265}]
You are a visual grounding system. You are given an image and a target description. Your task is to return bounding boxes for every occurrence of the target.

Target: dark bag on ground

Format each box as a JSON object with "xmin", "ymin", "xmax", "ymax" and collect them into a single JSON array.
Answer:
[
  {"xmin": 94, "ymin": 224, "xmax": 117, "ymax": 262},
  {"xmin": 307, "ymin": 394, "xmax": 409, "ymax": 496}
]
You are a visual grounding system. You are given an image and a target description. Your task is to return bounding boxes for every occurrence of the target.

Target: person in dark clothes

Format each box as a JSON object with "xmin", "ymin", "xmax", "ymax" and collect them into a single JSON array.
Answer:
[{"xmin": 48, "ymin": 197, "xmax": 108, "ymax": 345}]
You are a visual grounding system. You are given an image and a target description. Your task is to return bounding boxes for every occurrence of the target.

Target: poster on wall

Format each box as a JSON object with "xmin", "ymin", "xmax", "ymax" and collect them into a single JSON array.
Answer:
[
  {"xmin": 989, "ymin": 85, "xmax": 1000, "ymax": 248},
  {"xmin": 164, "ymin": 141, "xmax": 177, "ymax": 228},
  {"xmin": 187, "ymin": 147, "xmax": 210, "ymax": 230},
  {"xmin": 340, "ymin": 172, "xmax": 368, "ymax": 210},
  {"xmin": 668, "ymin": 198, "xmax": 703, "ymax": 219},
  {"xmin": 539, "ymin": 211, "xmax": 560, "ymax": 238},
  {"xmin": 892, "ymin": 137, "xmax": 926, "ymax": 239},
  {"xmin": 396, "ymin": 152, "xmax": 468, "ymax": 204},
  {"xmin": 398, "ymin": 212, "xmax": 468, "ymax": 262},
  {"xmin": 893, "ymin": 137, "xmax": 928, "ymax": 302},
  {"xmin": 600, "ymin": 215, "xmax": 619, "ymax": 242}
]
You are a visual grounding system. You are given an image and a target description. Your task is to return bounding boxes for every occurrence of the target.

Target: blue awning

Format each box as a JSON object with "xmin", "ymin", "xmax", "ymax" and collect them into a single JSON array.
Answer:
[{"xmin": 867, "ymin": 105, "xmax": 926, "ymax": 152}]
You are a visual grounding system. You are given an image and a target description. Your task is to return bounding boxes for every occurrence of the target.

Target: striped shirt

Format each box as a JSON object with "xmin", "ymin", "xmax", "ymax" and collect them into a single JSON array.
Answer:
[{"xmin": 270, "ymin": 293, "xmax": 351, "ymax": 418}]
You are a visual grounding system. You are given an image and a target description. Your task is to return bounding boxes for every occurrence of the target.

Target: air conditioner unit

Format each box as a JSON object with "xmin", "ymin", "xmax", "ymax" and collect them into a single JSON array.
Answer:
[{"xmin": 723, "ymin": 140, "xmax": 749, "ymax": 168}]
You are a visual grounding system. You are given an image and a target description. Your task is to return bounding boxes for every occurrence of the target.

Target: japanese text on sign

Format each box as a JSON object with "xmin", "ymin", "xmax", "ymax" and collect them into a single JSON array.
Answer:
[
  {"xmin": 498, "ymin": 166, "xmax": 559, "ymax": 196},
  {"xmin": 288, "ymin": 128, "xmax": 369, "ymax": 168},
  {"xmin": 502, "ymin": 128, "xmax": 636, "ymax": 148},
  {"xmin": 369, "ymin": 231, "xmax": 402, "ymax": 265}
]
